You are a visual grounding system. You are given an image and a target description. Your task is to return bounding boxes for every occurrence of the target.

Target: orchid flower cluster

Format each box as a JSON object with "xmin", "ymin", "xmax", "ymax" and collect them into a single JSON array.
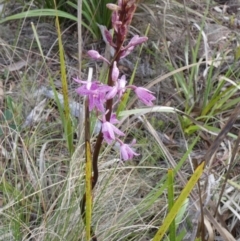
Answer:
[{"xmin": 74, "ymin": 0, "xmax": 156, "ymax": 161}]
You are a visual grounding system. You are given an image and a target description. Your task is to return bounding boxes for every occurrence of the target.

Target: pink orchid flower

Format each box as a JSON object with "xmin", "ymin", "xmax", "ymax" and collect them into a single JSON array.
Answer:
[
  {"xmin": 118, "ymin": 139, "xmax": 139, "ymax": 161},
  {"xmin": 133, "ymin": 86, "xmax": 156, "ymax": 106},
  {"xmin": 101, "ymin": 112, "xmax": 125, "ymax": 144},
  {"xmin": 106, "ymin": 74, "xmax": 127, "ymax": 100},
  {"xmin": 74, "ymin": 78, "xmax": 111, "ymax": 112},
  {"xmin": 120, "ymin": 35, "xmax": 148, "ymax": 58},
  {"xmin": 125, "ymin": 35, "xmax": 148, "ymax": 49}
]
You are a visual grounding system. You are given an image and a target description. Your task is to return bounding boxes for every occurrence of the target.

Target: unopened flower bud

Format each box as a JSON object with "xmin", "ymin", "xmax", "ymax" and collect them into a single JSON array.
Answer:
[
  {"xmin": 106, "ymin": 3, "xmax": 121, "ymax": 11},
  {"xmin": 88, "ymin": 50, "xmax": 101, "ymax": 59},
  {"xmin": 112, "ymin": 61, "xmax": 119, "ymax": 82},
  {"xmin": 87, "ymin": 50, "xmax": 110, "ymax": 65}
]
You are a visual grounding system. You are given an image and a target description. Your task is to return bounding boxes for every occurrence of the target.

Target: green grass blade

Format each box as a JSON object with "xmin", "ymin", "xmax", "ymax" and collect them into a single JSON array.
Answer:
[
  {"xmin": 202, "ymin": 63, "xmax": 215, "ymax": 109},
  {"xmin": 152, "ymin": 161, "xmax": 205, "ymax": 241},
  {"xmin": 31, "ymin": 22, "xmax": 44, "ymax": 57},
  {"xmin": 82, "ymin": 10, "xmax": 98, "ymax": 38},
  {"xmin": 222, "ymin": 97, "xmax": 240, "ymax": 111},
  {"xmin": 83, "ymin": 0, "xmax": 94, "ymax": 20},
  {"xmin": 201, "ymin": 79, "xmax": 226, "ymax": 116},
  {"xmin": 93, "ymin": 0, "xmax": 111, "ymax": 27},
  {"xmin": 0, "ymin": 9, "xmax": 78, "ymax": 23},
  {"xmin": 66, "ymin": 1, "xmax": 77, "ymax": 9},
  {"xmin": 82, "ymin": 0, "xmax": 99, "ymax": 39},
  {"xmin": 176, "ymin": 229, "xmax": 187, "ymax": 241},
  {"xmin": 55, "ymin": 7, "xmax": 74, "ymax": 155},
  {"xmin": 167, "ymin": 169, "xmax": 176, "ymax": 241},
  {"xmin": 175, "ymin": 198, "xmax": 188, "ymax": 229}
]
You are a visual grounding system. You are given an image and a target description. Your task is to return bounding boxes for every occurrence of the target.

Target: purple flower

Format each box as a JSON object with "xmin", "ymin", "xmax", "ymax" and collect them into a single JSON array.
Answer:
[
  {"xmin": 127, "ymin": 35, "xmax": 148, "ymax": 48},
  {"xmin": 118, "ymin": 139, "xmax": 139, "ymax": 161},
  {"xmin": 134, "ymin": 87, "xmax": 156, "ymax": 106},
  {"xmin": 73, "ymin": 78, "xmax": 100, "ymax": 91},
  {"xmin": 120, "ymin": 35, "xmax": 148, "ymax": 58},
  {"xmin": 101, "ymin": 112, "xmax": 124, "ymax": 144},
  {"xmin": 117, "ymin": 75, "xmax": 127, "ymax": 97},
  {"xmin": 120, "ymin": 46, "xmax": 134, "ymax": 59},
  {"xmin": 87, "ymin": 50, "xmax": 110, "ymax": 65},
  {"xmin": 74, "ymin": 78, "xmax": 111, "ymax": 112},
  {"xmin": 106, "ymin": 85, "xmax": 118, "ymax": 100},
  {"xmin": 106, "ymin": 74, "xmax": 127, "ymax": 100},
  {"xmin": 109, "ymin": 113, "xmax": 119, "ymax": 124},
  {"xmin": 105, "ymin": 62, "xmax": 126, "ymax": 100}
]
